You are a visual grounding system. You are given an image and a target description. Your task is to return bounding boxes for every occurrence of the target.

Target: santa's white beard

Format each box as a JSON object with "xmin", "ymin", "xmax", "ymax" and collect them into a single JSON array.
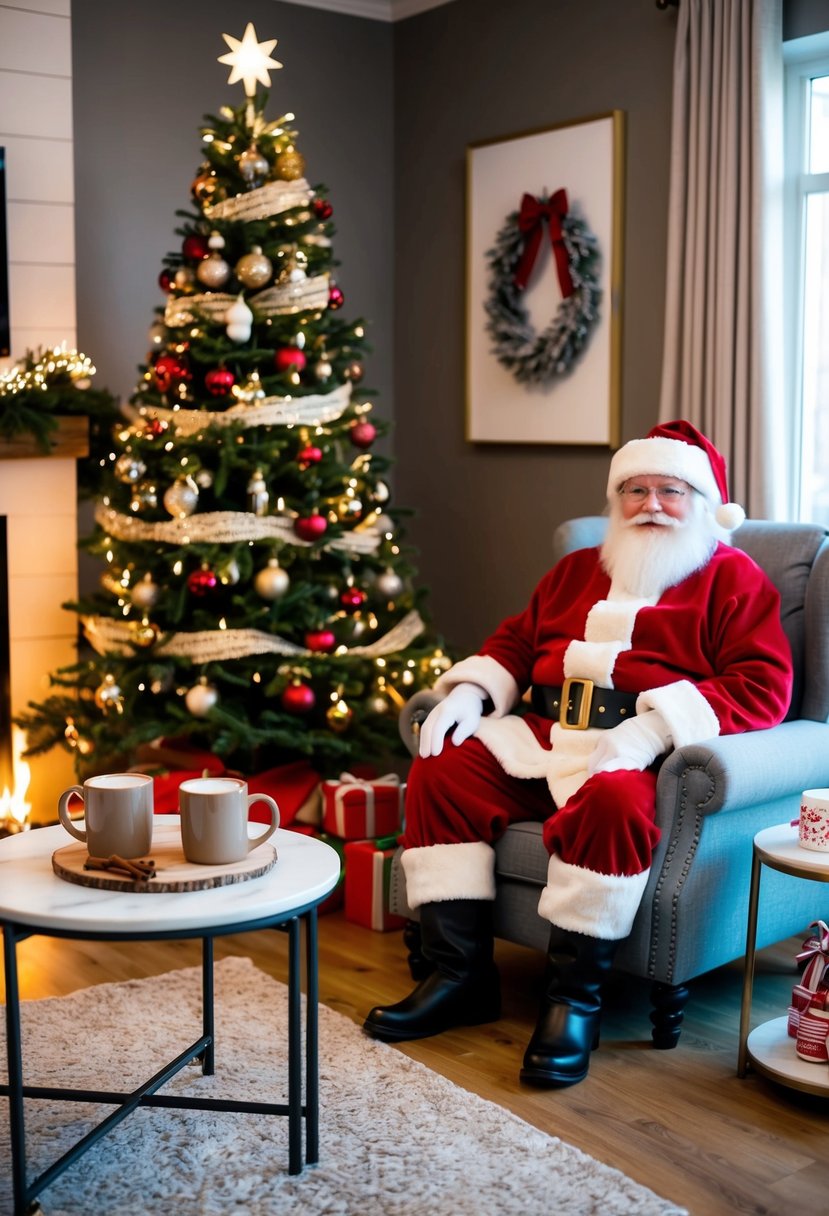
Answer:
[{"xmin": 600, "ymin": 499, "xmax": 717, "ymax": 599}]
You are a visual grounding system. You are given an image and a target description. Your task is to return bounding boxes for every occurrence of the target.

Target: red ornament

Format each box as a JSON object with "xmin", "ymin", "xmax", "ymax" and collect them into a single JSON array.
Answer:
[
  {"xmin": 187, "ymin": 567, "xmax": 218, "ymax": 596},
  {"xmin": 294, "ymin": 514, "xmax": 328, "ymax": 541},
  {"xmin": 304, "ymin": 629, "xmax": 336, "ymax": 653},
  {"xmin": 182, "ymin": 233, "xmax": 210, "ymax": 262},
  {"xmin": 340, "ymin": 587, "xmax": 367, "ymax": 612},
  {"xmin": 274, "ymin": 346, "xmax": 308, "ymax": 373},
  {"xmin": 296, "ymin": 444, "xmax": 323, "ymax": 468},
  {"xmin": 144, "ymin": 417, "xmax": 167, "ymax": 438},
  {"xmin": 350, "ymin": 420, "xmax": 377, "ymax": 449},
  {"xmin": 153, "ymin": 354, "xmax": 189, "ymax": 393},
  {"xmin": 281, "ymin": 681, "xmax": 316, "ymax": 714},
  {"xmin": 205, "ymin": 367, "xmax": 236, "ymax": 396},
  {"xmin": 328, "ymin": 284, "xmax": 344, "ymax": 310},
  {"xmin": 313, "ymin": 198, "xmax": 333, "ymax": 220},
  {"xmin": 158, "ymin": 269, "xmax": 173, "ymax": 293}
]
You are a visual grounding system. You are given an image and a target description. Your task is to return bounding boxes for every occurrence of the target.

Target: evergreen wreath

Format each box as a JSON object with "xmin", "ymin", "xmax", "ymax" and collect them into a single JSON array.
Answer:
[{"xmin": 484, "ymin": 189, "xmax": 601, "ymax": 385}]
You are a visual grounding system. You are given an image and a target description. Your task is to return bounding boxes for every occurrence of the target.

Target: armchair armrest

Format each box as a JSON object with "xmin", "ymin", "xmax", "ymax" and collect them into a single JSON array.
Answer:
[
  {"xmin": 398, "ymin": 690, "xmax": 441, "ymax": 757},
  {"xmin": 656, "ymin": 719, "xmax": 829, "ymax": 819}
]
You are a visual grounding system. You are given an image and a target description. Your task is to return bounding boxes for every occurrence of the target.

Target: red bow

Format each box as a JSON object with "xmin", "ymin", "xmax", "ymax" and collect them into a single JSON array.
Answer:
[{"xmin": 513, "ymin": 189, "xmax": 574, "ymax": 297}]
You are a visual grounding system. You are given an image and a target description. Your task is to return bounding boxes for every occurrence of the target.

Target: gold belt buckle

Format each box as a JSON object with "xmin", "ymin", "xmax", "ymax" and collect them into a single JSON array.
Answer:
[{"xmin": 560, "ymin": 677, "xmax": 594, "ymax": 730}]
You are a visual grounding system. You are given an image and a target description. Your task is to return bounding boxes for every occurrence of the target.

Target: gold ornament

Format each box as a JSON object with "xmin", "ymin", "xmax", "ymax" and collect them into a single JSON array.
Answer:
[
  {"xmin": 174, "ymin": 266, "xmax": 197, "ymax": 292},
  {"xmin": 130, "ymin": 573, "xmax": 159, "ymax": 610},
  {"xmin": 131, "ymin": 620, "xmax": 159, "ymax": 649},
  {"xmin": 235, "ymin": 246, "xmax": 273, "ymax": 289},
  {"xmin": 326, "ymin": 697, "xmax": 353, "ymax": 733},
  {"xmin": 275, "ymin": 148, "xmax": 306, "ymax": 181},
  {"xmin": 192, "ymin": 171, "xmax": 220, "ymax": 204},
  {"xmin": 196, "ymin": 252, "xmax": 232, "ymax": 288},
  {"xmin": 343, "ymin": 360, "xmax": 364, "ymax": 383},
  {"xmin": 163, "ymin": 475, "xmax": 199, "ymax": 518},
  {"xmin": 94, "ymin": 673, "xmax": 124, "ymax": 715},
  {"xmin": 254, "ymin": 558, "xmax": 290, "ymax": 600},
  {"xmin": 335, "ymin": 493, "xmax": 363, "ymax": 521}
]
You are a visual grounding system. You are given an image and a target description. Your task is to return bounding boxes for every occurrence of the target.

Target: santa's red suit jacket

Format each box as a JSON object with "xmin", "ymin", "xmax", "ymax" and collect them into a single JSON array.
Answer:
[{"xmin": 436, "ymin": 543, "xmax": 793, "ymax": 796}]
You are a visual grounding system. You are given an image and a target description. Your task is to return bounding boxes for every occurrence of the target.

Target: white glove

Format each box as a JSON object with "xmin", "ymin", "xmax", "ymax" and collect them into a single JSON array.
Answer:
[
  {"xmin": 419, "ymin": 683, "xmax": 487, "ymax": 758},
  {"xmin": 587, "ymin": 709, "xmax": 672, "ymax": 776}
]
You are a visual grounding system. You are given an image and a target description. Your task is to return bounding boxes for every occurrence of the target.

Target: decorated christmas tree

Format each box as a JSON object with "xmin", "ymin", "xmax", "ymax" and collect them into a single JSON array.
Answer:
[{"xmin": 19, "ymin": 24, "xmax": 449, "ymax": 780}]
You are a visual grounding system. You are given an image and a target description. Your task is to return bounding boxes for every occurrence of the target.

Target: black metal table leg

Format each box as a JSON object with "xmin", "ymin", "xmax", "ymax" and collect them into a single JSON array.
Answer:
[
  {"xmin": 202, "ymin": 936, "xmax": 215, "ymax": 1075},
  {"xmin": 3, "ymin": 924, "xmax": 30, "ymax": 1215},
  {"xmin": 287, "ymin": 916, "xmax": 302, "ymax": 1175},
  {"xmin": 305, "ymin": 909, "xmax": 319, "ymax": 1165}
]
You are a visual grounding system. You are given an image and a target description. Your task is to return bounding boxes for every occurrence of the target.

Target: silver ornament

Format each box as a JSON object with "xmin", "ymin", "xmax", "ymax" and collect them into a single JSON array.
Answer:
[
  {"xmin": 115, "ymin": 453, "xmax": 146, "ymax": 483},
  {"xmin": 238, "ymin": 146, "xmax": 269, "ymax": 184},
  {"xmin": 185, "ymin": 681, "xmax": 219, "ymax": 716},
  {"xmin": 196, "ymin": 252, "xmax": 231, "ymax": 289},
  {"xmin": 314, "ymin": 359, "xmax": 333, "ymax": 381},
  {"xmin": 130, "ymin": 573, "xmax": 160, "ymax": 610},
  {"xmin": 254, "ymin": 559, "xmax": 290, "ymax": 600},
  {"xmin": 195, "ymin": 468, "xmax": 214, "ymax": 489},
  {"xmin": 376, "ymin": 569, "xmax": 404, "ymax": 599},
  {"xmin": 235, "ymin": 246, "xmax": 273, "ymax": 289},
  {"xmin": 163, "ymin": 475, "xmax": 199, "ymax": 519},
  {"xmin": 247, "ymin": 469, "xmax": 269, "ymax": 516}
]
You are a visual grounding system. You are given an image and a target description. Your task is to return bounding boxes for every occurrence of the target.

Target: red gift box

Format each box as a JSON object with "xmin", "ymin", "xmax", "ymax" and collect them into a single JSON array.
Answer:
[
  {"xmin": 344, "ymin": 836, "xmax": 406, "ymax": 932},
  {"xmin": 322, "ymin": 773, "xmax": 404, "ymax": 840}
]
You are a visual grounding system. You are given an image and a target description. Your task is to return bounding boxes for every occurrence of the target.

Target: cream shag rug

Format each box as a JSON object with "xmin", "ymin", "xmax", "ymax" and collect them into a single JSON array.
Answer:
[{"xmin": 0, "ymin": 957, "xmax": 686, "ymax": 1216}]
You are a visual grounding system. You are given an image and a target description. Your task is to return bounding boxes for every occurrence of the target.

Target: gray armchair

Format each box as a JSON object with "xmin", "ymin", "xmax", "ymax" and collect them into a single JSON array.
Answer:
[{"xmin": 390, "ymin": 518, "xmax": 829, "ymax": 1047}]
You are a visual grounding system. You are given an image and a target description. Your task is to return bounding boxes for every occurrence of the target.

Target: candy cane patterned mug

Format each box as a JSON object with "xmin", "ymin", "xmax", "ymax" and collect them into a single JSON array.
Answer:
[{"xmin": 798, "ymin": 789, "xmax": 829, "ymax": 852}]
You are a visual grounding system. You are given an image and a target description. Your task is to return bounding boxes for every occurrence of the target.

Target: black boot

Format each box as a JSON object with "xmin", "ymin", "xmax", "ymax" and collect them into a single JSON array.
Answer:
[
  {"xmin": 363, "ymin": 900, "xmax": 500, "ymax": 1042},
  {"xmin": 520, "ymin": 929, "xmax": 618, "ymax": 1087}
]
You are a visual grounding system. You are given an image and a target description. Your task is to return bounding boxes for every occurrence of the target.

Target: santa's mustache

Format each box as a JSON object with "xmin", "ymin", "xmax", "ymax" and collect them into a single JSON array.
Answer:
[{"xmin": 625, "ymin": 511, "xmax": 682, "ymax": 529}]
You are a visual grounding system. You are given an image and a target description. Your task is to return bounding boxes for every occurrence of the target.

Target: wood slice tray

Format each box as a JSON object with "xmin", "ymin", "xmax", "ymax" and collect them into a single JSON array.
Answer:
[{"xmin": 52, "ymin": 830, "xmax": 277, "ymax": 893}]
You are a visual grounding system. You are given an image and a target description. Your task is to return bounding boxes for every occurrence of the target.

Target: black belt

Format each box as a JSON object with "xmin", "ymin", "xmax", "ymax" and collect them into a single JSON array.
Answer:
[{"xmin": 531, "ymin": 680, "xmax": 638, "ymax": 730}]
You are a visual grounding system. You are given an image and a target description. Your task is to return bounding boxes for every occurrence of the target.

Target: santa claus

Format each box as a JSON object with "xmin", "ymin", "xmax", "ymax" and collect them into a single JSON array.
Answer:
[{"xmin": 364, "ymin": 420, "xmax": 793, "ymax": 1087}]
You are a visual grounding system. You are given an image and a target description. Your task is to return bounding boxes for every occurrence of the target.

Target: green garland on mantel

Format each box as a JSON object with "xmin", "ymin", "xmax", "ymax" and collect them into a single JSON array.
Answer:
[{"xmin": 0, "ymin": 346, "xmax": 120, "ymax": 490}]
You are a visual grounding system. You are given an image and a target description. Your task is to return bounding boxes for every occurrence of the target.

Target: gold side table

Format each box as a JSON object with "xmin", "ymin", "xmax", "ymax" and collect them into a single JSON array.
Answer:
[{"xmin": 738, "ymin": 822, "xmax": 829, "ymax": 1096}]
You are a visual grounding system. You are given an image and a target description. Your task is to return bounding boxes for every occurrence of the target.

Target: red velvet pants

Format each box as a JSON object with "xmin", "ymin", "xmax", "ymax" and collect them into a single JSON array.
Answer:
[{"xmin": 403, "ymin": 736, "xmax": 661, "ymax": 877}]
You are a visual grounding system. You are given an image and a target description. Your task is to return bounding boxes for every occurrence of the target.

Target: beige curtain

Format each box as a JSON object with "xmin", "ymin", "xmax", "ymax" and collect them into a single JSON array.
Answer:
[{"xmin": 659, "ymin": 0, "xmax": 785, "ymax": 519}]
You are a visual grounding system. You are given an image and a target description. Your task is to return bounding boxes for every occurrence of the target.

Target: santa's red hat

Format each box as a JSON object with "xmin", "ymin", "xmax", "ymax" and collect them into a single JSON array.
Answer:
[{"xmin": 607, "ymin": 419, "xmax": 746, "ymax": 531}]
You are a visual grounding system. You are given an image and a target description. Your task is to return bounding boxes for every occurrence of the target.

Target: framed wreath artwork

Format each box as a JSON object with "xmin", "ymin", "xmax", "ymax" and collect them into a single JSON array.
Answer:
[{"xmin": 466, "ymin": 113, "xmax": 624, "ymax": 445}]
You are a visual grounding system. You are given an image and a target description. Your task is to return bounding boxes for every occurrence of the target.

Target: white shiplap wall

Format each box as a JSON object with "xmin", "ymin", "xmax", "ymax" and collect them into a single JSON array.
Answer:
[
  {"xmin": 0, "ymin": 0, "xmax": 77, "ymax": 821},
  {"xmin": 0, "ymin": 0, "xmax": 75, "ymax": 374}
]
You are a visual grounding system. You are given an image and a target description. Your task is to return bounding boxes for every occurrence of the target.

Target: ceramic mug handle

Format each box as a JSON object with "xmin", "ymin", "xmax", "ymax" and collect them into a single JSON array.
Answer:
[
  {"xmin": 58, "ymin": 786, "xmax": 87, "ymax": 843},
  {"xmin": 246, "ymin": 794, "xmax": 280, "ymax": 852}
]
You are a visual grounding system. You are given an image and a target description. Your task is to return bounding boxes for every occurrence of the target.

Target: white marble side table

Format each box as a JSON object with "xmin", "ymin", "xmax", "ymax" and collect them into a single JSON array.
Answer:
[
  {"xmin": 737, "ymin": 822, "xmax": 829, "ymax": 1096},
  {"xmin": 0, "ymin": 818, "xmax": 340, "ymax": 1216}
]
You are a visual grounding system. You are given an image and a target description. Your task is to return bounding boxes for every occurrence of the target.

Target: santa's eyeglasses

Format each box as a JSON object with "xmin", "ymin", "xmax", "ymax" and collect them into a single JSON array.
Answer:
[{"xmin": 619, "ymin": 484, "xmax": 687, "ymax": 503}]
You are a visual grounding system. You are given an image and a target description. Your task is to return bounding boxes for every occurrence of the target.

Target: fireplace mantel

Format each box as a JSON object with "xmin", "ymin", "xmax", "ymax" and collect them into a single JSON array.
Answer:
[{"xmin": 0, "ymin": 416, "xmax": 88, "ymax": 461}]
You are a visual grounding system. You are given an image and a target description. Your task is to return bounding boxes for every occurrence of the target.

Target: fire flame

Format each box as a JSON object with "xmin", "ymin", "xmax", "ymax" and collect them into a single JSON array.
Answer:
[{"xmin": 0, "ymin": 727, "xmax": 32, "ymax": 827}]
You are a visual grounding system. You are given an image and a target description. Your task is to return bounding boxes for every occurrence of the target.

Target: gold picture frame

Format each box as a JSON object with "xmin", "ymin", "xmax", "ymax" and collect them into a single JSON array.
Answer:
[{"xmin": 466, "ymin": 112, "xmax": 625, "ymax": 446}]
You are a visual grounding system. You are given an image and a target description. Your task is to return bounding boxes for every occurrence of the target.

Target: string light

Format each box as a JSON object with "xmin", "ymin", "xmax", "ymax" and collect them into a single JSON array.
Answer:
[{"xmin": 0, "ymin": 345, "xmax": 96, "ymax": 399}]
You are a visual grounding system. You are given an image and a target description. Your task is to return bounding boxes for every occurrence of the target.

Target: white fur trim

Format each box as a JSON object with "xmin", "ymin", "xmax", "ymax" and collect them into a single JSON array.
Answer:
[
  {"xmin": 537, "ymin": 853, "xmax": 650, "ymax": 939},
  {"xmin": 635, "ymin": 679, "xmax": 720, "ymax": 747},
  {"xmin": 434, "ymin": 654, "xmax": 520, "ymax": 718},
  {"xmin": 608, "ymin": 436, "xmax": 720, "ymax": 504},
  {"xmin": 401, "ymin": 842, "xmax": 496, "ymax": 908},
  {"xmin": 584, "ymin": 598, "xmax": 646, "ymax": 643},
  {"xmin": 564, "ymin": 639, "xmax": 626, "ymax": 686}
]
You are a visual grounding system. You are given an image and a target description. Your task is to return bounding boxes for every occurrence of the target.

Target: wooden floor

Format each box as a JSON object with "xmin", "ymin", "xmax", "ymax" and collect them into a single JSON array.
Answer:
[{"xmin": 3, "ymin": 912, "xmax": 828, "ymax": 1215}]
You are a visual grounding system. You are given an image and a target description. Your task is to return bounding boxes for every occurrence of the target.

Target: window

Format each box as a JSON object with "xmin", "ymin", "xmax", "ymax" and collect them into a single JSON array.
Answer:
[{"xmin": 784, "ymin": 38, "xmax": 829, "ymax": 525}]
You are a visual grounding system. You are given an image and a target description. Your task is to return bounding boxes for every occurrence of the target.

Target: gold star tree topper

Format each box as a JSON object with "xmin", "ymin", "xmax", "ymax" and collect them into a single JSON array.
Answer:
[{"xmin": 218, "ymin": 23, "xmax": 282, "ymax": 97}]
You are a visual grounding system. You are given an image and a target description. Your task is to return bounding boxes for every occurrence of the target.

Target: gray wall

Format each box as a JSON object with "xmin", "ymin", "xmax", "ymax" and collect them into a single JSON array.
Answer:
[
  {"xmin": 72, "ymin": 0, "xmax": 393, "ymax": 420},
  {"xmin": 784, "ymin": 0, "xmax": 829, "ymax": 40},
  {"xmin": 392, "ymin": 0, "xmax": 677, "ymax": 652}
]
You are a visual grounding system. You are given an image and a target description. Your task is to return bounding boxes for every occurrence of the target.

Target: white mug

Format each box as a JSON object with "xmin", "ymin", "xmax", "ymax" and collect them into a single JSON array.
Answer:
[
  {"xmin": 798, "ymin": 789, "xmax": 829, "ymax": 852},
  {"xmin": 179, "ymin": 776, "xmax": 279, "ymax": 865}
]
